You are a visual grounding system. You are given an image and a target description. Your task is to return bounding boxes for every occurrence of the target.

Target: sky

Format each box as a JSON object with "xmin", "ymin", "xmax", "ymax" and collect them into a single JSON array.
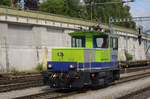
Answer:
[{"xmin": 129, "ymin": 0, "xmax": 150, "ymax": 32}]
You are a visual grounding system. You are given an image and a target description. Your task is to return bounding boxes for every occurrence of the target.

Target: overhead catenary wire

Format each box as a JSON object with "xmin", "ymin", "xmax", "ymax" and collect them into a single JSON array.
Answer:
[{"xmin": 84, "ymin": 0, "xmax": 134, "ymax": 20}]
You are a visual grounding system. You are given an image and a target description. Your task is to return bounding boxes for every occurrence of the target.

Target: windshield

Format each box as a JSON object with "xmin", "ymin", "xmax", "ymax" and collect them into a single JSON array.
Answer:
[
  {"xmin": 71, "ymin": 36, "xmax": 85, "ymax": 47},
  {"xmin": 94, "ymin": 37, "xmax": 108, "ymax": 48}
]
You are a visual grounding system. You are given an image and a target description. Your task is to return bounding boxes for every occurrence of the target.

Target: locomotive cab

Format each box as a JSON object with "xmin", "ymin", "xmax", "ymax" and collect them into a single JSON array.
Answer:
[
  {"xmin": 70, "ymin": 32, "xmax": 109, "ymax": 49},
  {"xmin": 47, "ymin": 31, "xmax": 120, "ymax": 88}
]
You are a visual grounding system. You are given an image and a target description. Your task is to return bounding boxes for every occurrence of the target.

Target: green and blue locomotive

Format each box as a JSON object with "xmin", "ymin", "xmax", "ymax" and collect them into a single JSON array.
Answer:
[{"xmin": 47, "ymin": 31, "xmax": 120, "ymax": 88}]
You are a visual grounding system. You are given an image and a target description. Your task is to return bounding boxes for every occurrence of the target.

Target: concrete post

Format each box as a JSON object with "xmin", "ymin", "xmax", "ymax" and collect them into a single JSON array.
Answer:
[{"xmin": 4, "ymin": 37, "xmax": 9, "ymax": 72}]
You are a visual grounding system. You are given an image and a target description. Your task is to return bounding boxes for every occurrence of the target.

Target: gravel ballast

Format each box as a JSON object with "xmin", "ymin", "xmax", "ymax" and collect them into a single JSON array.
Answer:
[
  {"xmin": 62, "ymin": 76, "xmax": 150, "ymax": 99},
  {"xmin": 0, "ymin": 70, "xmax": 150, "ymax": 99}
]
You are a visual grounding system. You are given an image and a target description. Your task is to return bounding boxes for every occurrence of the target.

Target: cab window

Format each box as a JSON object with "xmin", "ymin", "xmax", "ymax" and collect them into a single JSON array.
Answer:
[
  {"xmin": 71, "ymin": 36, "xmax": 85, "ymax": 47},
  {"xmin": 94, "ymin": 36, "xmax": 108, "ymax": 48},
  {"xmin": 110, "ymin": 37, "xmax": 118, "ymax": 50}
]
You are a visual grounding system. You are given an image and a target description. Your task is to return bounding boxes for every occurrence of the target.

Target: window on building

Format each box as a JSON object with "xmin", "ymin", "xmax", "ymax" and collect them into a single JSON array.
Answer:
[{"xmin": 71, "ymin": 36, "xmax": 85, "ymax": 47}]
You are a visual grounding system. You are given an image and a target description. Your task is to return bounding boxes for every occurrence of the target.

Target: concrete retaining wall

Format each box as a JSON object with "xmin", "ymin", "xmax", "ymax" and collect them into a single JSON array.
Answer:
[{"xmin": 0, "ymin": 22, "xmax": 149, "ymax": 72}]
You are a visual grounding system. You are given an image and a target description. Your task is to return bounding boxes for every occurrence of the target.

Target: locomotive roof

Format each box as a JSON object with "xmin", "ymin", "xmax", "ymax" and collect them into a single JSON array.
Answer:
[{"xmin": 69, "ymin": 31, "xmax": 108, "ymax": 37}]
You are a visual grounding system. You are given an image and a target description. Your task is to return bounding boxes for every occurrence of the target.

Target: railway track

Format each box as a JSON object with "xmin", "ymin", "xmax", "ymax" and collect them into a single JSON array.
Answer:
[
  {"xmin": 120, "ymin": 65, "xmax": 150, "ymax": 73},
  {"xmin": 0, "ymin": 73, "xmax": 46, "ymax": 92},
  {"xmin": 0, "ymin": 65, "xmax": 149, "ymax": 93},
  {"xmin": 119, "ymin": 60, "xmax": 150, "ymax": 68},
  {"xmin": 14, "ymin": 68, "xmax": 150, "ymax": 99},
  {"xmin": 0, "ymin": 74, "xmax": 42, "ymax": 85}
]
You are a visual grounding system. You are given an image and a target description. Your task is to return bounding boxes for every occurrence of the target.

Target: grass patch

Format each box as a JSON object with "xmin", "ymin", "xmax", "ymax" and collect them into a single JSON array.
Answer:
[
  {"xmin": 10, "ymin": 67, "xmax": 20, "ymax": 75},
  {"xmin": 125, "ymin": 52, "xmax": 133, "ymax": 61},
  {"xmin": 35, "ymin": 63, "xmax": 44, "ymax": 72}
]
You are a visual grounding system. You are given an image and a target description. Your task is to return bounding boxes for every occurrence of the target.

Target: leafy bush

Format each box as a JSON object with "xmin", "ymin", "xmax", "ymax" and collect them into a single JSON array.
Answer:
[
  {"xmin": 11, "ymin": 67, "xmax": 20, "ymax": 75},
  {"xmin": 125, "ymin": 52, "xmax": 133, "ymax": 61},
  {"xmin": 0, "ymin": 0, "xmax": 11, "ymax": 6},
  {"xmin": 35, "ymin": 63, "xmax": 44, "ymax": 72}
]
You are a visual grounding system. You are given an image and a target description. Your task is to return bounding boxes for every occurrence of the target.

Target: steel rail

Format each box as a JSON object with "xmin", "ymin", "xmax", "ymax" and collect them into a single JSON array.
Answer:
[
  {"xmin": 14, "ymin": 69, "xmax": 150, "ymax": 99},
  {"xmin": 0, "ymin": 66, "xmax": 150, "ymax": 93}
]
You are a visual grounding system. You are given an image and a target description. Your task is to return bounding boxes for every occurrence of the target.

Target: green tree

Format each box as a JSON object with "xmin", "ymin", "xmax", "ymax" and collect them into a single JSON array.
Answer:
[
  {"xmin": 40, "ymin": 0, "xmax": 65, "ymax": 14},
  {"xmin": 84, "ymin": 0, "xmax": 136, "ymax": 28},
  {"xmin": 40, "ymin": 0, "xmax": 88, "ymax": 18},
  {"xmin": 64, "ymin": 0, "xmax": 88, "ymax": 18},
  {"xmin": 0, "ymin": 0, "xmax": 11, "ymax": 6},
  {"xmin": 0, "ymin": 0, "xmax": 136, "ymax": 29},
  {"xmin": 39, "ymin": 0, "xmax": 135, "ymax": 29}
]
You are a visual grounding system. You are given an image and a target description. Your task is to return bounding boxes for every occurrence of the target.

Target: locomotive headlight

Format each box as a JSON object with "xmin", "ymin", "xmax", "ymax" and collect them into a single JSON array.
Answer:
[
  {"xmin": 48, "ymin": 64, "xmax": 52, "ymax": 68},
  {"xmin": 69, "ymin": 64, "xmax": 75, "ymax": 69}
]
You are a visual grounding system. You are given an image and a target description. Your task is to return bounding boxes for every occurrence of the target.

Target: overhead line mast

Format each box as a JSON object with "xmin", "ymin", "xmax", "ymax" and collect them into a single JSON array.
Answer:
[
  {"xmin": 85, "ymin": 0, "xmax": 135, "ymax": 20},
  {"xmin": 109, "ymin": 16, "xmax": 150, "ymax": 35},
  {"xmin": 110, "ymin": 16, "xmax": 150, "ymax": 23},
  {"xmin": 109, "ymin": 16, "xmax": 150, "ymax": 57}
]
